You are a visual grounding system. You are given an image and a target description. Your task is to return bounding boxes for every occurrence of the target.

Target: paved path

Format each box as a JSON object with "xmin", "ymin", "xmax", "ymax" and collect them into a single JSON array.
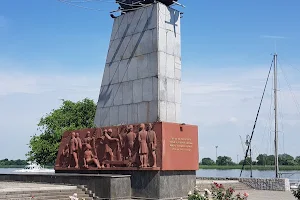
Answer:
[
  {"xmin": 236, "ymin": 190, "xmax": 295, "ymax": 200},
  {"xmin": 0, "ymin": 181, "xmax": 76, "ymax": 193}
]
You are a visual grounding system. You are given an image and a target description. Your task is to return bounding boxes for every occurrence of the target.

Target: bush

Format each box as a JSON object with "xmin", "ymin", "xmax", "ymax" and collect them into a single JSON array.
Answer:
[{"xmin": 188, "ymin": 182, "xmax": 249, "ymax": 200}]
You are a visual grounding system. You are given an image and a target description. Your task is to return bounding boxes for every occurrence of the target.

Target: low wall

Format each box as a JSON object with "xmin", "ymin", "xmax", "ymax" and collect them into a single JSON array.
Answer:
[
  {"xmin": 0, "ymin": 173, "xmax": 131, "ymax": 199},
  {"xmin": 239, "ymin": 178, "xmax": 290, "ymax": 191},
  {"xmin": 196, "ymin": 177, "xmax": 239, "ymax": 180}
]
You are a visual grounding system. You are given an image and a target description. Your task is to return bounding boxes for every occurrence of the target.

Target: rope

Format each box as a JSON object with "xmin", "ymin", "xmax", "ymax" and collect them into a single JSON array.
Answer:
[{"xmin": 240, "ymin": 57, "xmax": 274, "ymax": 177}]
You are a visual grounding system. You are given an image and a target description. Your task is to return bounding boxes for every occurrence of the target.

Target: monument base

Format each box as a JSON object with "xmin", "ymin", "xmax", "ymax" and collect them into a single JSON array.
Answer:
[
  {"xmin": 0, "ymin": 171, "xmax": 196, "ymax": 199},
  {"xmin": 55, "ymin": 170, "xmax": 196, "ymax": 199}
]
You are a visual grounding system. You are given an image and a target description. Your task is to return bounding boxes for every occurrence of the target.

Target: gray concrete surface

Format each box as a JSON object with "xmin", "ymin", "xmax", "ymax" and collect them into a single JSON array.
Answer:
[
  {"xmin": 236, "ymin": 190, "xmax": 295, "ymax": 200},
  {"xmin": 95, "ymin": 2, "xmax": 182, "ymax": 127},
  {"xmin": 0, "ymin": 181, "xmax": 76, "ymax": 193},
  {"xmin": 0, "ymin": 173, "xmax": 131, "ymax": 199}
]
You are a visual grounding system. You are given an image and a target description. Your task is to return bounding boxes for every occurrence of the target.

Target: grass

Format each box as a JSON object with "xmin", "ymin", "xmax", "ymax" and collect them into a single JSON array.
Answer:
[{"xmin": 199, "ymin": 165, "xmax": 300, "ymax": 171}]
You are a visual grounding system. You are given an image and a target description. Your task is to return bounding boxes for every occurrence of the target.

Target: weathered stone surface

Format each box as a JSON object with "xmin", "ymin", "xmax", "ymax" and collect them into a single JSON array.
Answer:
[
  {"xmin": 55, "ymin": 122, "xmax": 198, "ymax": 171},
  {"xmin": 86, "ymin": 170, "xmax": 195, "ymax": 199},
  {"xmin": 0, "ymin": 174, "xmax": 131, "ymax": 200},
  {"xmin": 95, "ymin": 3, "xmax": 182, "ymax": 127},
  {"xmin": 239, "ymin": 178, "xmax": 290, "ymax": 191}
]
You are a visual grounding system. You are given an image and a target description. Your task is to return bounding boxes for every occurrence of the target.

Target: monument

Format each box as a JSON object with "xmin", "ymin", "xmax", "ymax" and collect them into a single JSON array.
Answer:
[{"xmin": 55, "ymin": 1, "xmax": 199, "ymax": 199}]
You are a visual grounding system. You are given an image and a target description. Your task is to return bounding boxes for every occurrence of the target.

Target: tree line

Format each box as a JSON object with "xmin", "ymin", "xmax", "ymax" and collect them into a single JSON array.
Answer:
[
  {"xmin": 201, "ymin": 153, "xmax": 300, "ymax": 166},
  {"xmin": 0, "ymin": 159, "xmax": 28, "ymax": 166}
]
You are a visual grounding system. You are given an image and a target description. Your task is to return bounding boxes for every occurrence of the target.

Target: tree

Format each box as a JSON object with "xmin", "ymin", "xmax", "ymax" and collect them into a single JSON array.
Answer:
[
  {"xmin": 278, "ymin": 154, "xmax": 295, "ymax": 166},
  {"xmin": 256, "ymin": 154, "xmax": 268, "ymax": 165},
  {"xmin": 239, "ymin": 157, "xmax": 253, "ymax": 165},
  {"xmin": 201, "ymin": 158, "xmax": 215, "ymax": 165},
  {"xmin": 295, "ymin": 156, "xmax": 300, "ymax": 165},
  {"xmin": 216, "ymin": 156, "xmax": 234, "ymax": 166},
  {"xmin": 27, "ymin": 98, "xmax": 97, "ymax": 165},
  {"xmin": 266, "ymin": 155, "xmax": 275, "ymax": 165}
]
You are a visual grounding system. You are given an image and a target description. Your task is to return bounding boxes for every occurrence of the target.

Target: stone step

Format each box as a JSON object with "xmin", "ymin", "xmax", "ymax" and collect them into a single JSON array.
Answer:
[
  {"xmin": 0, "ymin": 198, "xmax": 94, "ymax": 200},
  {"xmin": 0, "ymin": 192, "xmax": 90, "ymax": 199},
  {"xmin": 0, "ymin": 186, "xmax": 78, "ymax": 194},
  {"xmin": 0, "ymin": 189, "xmax": 92, "ymax": 200},
  {"xmin": 0, "ymin": 189, "xmax": 83, "ymax": 196}
]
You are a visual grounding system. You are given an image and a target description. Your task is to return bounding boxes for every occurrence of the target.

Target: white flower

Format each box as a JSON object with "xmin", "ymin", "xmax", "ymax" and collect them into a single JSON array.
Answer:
[
  {"xmin": 69, "ymin": 193, "xmax": 79, "ymax": 200},
  {"xmin": 188, "ymin": 191, "xmax": 192, "ymax": 196},
  {"xmin": 204, "ymin": 188, "xmax": 211, "ymax": 195},
  {"xmin": 194, "ymin": 187, "xmax": 201, "ymax": 193}
]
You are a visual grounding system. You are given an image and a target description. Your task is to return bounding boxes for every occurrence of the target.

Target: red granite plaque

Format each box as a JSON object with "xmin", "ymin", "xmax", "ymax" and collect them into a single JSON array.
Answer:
[{"xmin": 55, "ymin": 122, "xmax": 198, "ymax": 172}]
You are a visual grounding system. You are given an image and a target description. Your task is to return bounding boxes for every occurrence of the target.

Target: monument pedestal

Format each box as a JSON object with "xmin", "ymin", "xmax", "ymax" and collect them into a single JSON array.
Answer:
[
  {"xmin": 90, "ymin": 170, "xmax": 196, "ymax": 199},
  {"xmin": 55, "ymin": 122, "xmax": 198, "ymax": 199}
]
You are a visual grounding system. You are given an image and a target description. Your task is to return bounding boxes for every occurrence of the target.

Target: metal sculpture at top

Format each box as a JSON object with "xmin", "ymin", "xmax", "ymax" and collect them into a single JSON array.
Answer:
[{"xmin": 115, "ymin": 0, "xmax": 183, "ymax": 12}]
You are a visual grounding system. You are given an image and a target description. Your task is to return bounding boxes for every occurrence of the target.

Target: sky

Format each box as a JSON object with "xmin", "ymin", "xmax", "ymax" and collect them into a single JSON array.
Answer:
[{"xmin": 1, "ymin": 0, "xmax": 300, "ymax": 162}]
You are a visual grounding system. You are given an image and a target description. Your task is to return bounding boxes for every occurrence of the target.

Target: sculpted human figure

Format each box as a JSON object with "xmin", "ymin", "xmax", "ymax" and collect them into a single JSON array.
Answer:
[
  {"xmin": 83, "ymin": 131, "xmax": 93, "ymax": 145},
  {"xmin": 83, "ymin": 144, "xmax": 101, "ymax": 169},
  {"xmin": 138, "ymin": 123, "xmax": 148, "ymax": 168},
  {"xmin": 126, "ymin": 125, "xmax": 136, "ymax": 160},
  {"xmin": 83, "ymin": 131, "xmax": 96, "ymax": 155},
  {"xmin": 147, "ymin": 123, "xmax": 157, "ymax": 167},
  {"xmin": 68, "ymin": 132, "xmax": 79, "ymax": 168},
  {"xmin": 75, "ymin": 133, "xmax": 82, "ymax": 150},
  {"xmin": 103, "ymin": 129, "xmax": 119, "ymax": 162},
  {"xmin": 61, "ymin": 143, "xmax": 69, "ymax": 167},
  {"xmin": 119, "ymin": 126, "xmax": 128, "ymax": 161}
]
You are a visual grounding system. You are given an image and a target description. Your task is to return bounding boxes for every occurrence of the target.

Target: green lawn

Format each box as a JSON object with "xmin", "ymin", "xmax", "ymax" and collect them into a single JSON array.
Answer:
[{"xmin": 199, "ymin": 165, "xmax": 300, "ymax": 171}]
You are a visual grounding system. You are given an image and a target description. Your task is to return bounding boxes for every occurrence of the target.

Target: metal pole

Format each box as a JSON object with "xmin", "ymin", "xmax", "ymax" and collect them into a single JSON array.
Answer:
[
  {"xmin": 274, "ymin": 53, "xmax": 279, "ymax": 178},
  {"xmin": 215, "ymin": 146, "xmax": 218, "ymax": 162},
  {"xmin": 250, "ymin": 143, "xmax": 253, "ymax": 178}
]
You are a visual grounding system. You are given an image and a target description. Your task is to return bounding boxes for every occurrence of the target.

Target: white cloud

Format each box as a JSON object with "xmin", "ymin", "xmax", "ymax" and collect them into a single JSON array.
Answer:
[
  {"xmin": 229, "ymin": 117, "xmax": 238, "ymax": 123},
  {"xmin": 1, "ymin": 64, "xmax": 300, "ymax": 160},
  {"xmin": 260, "ymin": 35, "xmax": 287, "ymax": 39}
]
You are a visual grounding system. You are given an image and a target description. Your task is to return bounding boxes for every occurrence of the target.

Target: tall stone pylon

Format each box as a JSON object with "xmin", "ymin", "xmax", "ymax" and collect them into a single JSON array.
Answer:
[{"xmin": 95, "ymin": 3, "xmax": 181, "ymax": 127}]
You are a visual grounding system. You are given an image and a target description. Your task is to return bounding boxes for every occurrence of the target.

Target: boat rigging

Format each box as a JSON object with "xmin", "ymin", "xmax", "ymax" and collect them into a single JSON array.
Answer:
[{"xmin": 239, "ymin": 55, "xmax": 276, "ymax": 178}]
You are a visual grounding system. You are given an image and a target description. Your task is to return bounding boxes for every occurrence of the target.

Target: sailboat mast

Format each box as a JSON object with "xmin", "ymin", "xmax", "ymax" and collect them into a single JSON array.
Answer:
[{"xmin": 274, "ymin": 53, "xmax": 279, "ymax": 178}]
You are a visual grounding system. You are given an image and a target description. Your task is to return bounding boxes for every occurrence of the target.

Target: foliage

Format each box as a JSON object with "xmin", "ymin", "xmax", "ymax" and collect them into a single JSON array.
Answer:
[
  {"xmin": 292, "ymin": 186, "xmax": 300, "ymax": 200},
  {"xmin": 187, "ymin": 182, "xmax": 249, "ymax": 200},
  {"xmin": 199, "ymin": 164, "xmax": 300, "ymax": 171},
  {"xmin": 200, "ymin": 153, "xmax": 298, "ymax": 168},
  {"xmin": 216, "ymin": 156, "xmax": 235, "ymax": 166},
  {"xmin": 27, "ymin": 98, "xmax": 97, "ymax": 165},
  {"xmin": 0, "ymin": 159, "xmax": 27, "ymax": 166},
  {"xmin": 201, "ymin": 158, "xmax": 215, "ymax": 165},
  {"xmin": 279, "ymin": 154, "xmax": 296, "ymax": 166},
  {"xmin": 238, "ymin": 157, "xmax": 254, "ymax": 166},
  {"xmin": 295, "ymin": 156, "xmax": 300, "ymax": 165}
]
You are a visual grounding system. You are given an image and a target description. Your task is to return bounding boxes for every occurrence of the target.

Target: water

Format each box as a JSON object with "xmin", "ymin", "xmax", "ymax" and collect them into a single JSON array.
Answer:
[
  {"xmin": 0, "ymin": 168, "xmax": 20, "ymax": 174},
  {"xmin": 197, "ymin": 169, "xmax": 300, "ymax": 182},
  {"xmin": 1, "ymin": 168, "xmax": 300, "ymax": 182}
]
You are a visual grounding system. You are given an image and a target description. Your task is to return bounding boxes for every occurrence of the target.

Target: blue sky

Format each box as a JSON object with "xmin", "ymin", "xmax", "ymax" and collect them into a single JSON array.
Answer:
[{"xmin": 1, "ymin": 0, "xmax": 300, "ymax": 161}]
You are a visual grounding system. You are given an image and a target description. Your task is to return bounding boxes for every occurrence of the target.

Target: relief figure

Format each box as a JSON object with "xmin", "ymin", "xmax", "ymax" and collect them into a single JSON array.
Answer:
[
  {"xmin": 138, "ymin": 123, "xmax": 148, "ymax": 168},
  {"xmin": 84, "ymin": 144, "xmax": 101, "ymax": 169},
  {"xmin": 68, "ymin": 132, "xmax": 79, "ymax": 169},
  {"xmin": 147, "ymin": 123, "xmax": 157, "ymax": 167}
]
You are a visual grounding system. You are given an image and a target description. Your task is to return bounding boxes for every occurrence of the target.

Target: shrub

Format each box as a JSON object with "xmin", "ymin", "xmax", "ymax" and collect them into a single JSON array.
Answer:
[{"xmin": 188, "ymin": 182, "xmax": 249, "ymax": 200}]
